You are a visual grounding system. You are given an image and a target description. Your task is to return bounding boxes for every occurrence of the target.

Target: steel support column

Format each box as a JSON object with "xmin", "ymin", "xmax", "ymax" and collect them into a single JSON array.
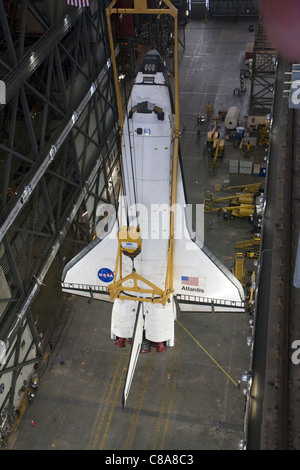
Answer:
[{"xmin": 0, "ymin": 0, "xmax": 120, "ymax": 434}]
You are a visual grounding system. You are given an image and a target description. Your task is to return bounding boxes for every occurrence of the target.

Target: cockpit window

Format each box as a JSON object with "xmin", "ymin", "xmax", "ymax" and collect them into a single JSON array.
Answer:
[
  {"xmin": 135, "ymin": 128, "xmax": 151, "ymax": 135},
  {"xmin": 143, "ymin": 63, "xmax": 156, "ymax": 74}
]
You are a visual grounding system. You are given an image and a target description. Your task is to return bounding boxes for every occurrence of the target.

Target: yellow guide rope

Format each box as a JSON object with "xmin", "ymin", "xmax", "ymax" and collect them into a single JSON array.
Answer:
[{"xmin": 176, "ymin": 319, "xmax": 238, "ymax": 387}]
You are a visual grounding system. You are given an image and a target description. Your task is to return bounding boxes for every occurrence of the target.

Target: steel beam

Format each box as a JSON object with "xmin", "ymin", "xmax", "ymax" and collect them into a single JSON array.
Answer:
[
  {"xmin": 0, "ymin": 0, "xmax": 121, "ymax": 427},
  {"xmin": 0, "ymin": 61, "xmax": 113, "ymax": 242},
  {"xmin": 0, "ymin": 8, "xmax": 84, "ymax": 109}
]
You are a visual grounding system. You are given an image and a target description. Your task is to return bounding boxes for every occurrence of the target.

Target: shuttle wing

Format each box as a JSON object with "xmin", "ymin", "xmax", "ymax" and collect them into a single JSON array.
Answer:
[
  {"xmin": 61, "ymin": 208, "xmax": 120, "ymax": 302},
  {"xmin": 173, "ymin": 155, "xmax": 245, "ymax": 313},
  {"xmin": 174, "ymin": 239, "xmax": 245, "ymax": 313}
]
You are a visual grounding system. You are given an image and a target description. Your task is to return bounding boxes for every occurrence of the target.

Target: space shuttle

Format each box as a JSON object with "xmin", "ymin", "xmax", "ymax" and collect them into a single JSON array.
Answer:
[{"xmin": 61, "ymin": 50, "xmax": 245, "ymax": 406}]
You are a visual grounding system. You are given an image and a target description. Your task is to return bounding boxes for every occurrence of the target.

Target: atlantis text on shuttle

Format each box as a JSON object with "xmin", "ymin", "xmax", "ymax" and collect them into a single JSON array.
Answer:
[{"xmin": 181, "ymin": 286, "xmax": 204, "ymax": 293}]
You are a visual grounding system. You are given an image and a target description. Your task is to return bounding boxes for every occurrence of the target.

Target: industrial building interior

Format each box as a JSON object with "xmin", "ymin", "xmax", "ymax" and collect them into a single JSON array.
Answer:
[{"xmin": 0, "ymin": 0, "xmax": 300, "ymax": 451}]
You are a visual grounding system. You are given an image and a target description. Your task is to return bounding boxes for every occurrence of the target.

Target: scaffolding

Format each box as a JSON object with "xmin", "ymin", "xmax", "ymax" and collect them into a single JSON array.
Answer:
[
  {"xmin": 249, "ymin": 19, "xmax": 278, "ymax": 114},
  {"xmin": 0, "ymin": 0, "xmax": 120, "ymax": 428}
]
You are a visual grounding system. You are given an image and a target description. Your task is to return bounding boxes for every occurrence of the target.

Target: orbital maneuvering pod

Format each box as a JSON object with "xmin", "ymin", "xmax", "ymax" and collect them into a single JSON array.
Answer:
[{"xmin": 61, "ymin": 51, "xmax": 245, "ymax": 406}]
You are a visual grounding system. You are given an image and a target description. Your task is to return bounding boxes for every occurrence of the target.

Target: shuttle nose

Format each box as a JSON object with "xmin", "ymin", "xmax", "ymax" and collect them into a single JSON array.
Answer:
[
  {"xmin": 146, "ymin": 49, "xmax": 161, "ymax": 58},
  {"xmin": 140, "ymin": 49, "xmax": 165, "ymax": 75}
]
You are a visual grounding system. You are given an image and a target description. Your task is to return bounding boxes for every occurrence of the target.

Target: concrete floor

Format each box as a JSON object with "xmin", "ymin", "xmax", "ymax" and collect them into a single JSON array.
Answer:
[{"xmin": 8, "ymin": 16, "xmax": 263, "ymax": 451}]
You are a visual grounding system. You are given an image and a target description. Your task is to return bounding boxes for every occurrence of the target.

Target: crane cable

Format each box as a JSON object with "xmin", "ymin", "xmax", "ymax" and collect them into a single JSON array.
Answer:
[
  {"xmin": 176, "ymin": 319, "xmax": 238, "ymax": 387},
  {"xmin": 122, "ymin": 78, "xmax": 140, "ymax": 231}
]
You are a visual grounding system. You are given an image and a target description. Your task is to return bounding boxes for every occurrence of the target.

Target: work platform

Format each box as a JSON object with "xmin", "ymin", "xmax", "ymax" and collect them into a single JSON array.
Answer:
[{"xmin": 8, "ymin": 17, "xmax": 262, "ymax": 451}]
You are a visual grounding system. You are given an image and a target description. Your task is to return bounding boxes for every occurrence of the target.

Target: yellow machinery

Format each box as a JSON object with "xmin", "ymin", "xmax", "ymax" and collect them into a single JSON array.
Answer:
[
  {"xmin": 204, "ymin": 190, "xmax": 214, "ymax": 211},
  {"xmin": 207, "ymin": 125, "xmax": 225, "ymax": 168},
  {"xmin": 214, "ymin": 179, "xmax": 223, "ymax": 191},
  {"xmin": 204, "ymin": 191, "xmax": 254, "ymax": 211},
  {"xmin": 246, "ymin": 250, "xmax": 259, "ymax": 259},
  {"xmin": 207, "ymin": 124, "xmax": 218, "ymax": 144},
  {"xmin": 225, "ymin": 204, "xmax": 254, "ymax": 219},
  {"xmin": 258, "ymin": 123, "xmax": 270, "ymax": 147},
  {"xmin": 206, "ymin": 203, "xmax": 254, "ymax": 219},
  {"xmin": 206, "ymin": 102, "xmax": 214, "ymax": 117},
  {"xmin": 233, "ymin": 252, "xmax": 245, "ymax": 284},
  {"xmin": 248, "ymin": 271, "xmax": 256, "ymax": 306},
  {"xmin": 209, "ymin": 137, "xmax": 225, "ymax": 168},
  {"xmin": 223, "ymin": 183, "xmax": 263, "ymax": 194},
  {"xmin": 235, "ymin": 237, "xmax": 261, "ymax": 249},
  {"xmin": 212, "ymin": 192, "xmax": 254, "ymax": 205},
  {"xmin": 118, "ymin": 225, "xmax": 142, "ymax": 258}
]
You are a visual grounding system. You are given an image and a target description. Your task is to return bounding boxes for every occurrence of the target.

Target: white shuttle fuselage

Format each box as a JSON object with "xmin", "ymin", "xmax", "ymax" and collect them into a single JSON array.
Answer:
[
  {"xmin": 61, "ymin": 51, "xmax": 245, "ymax": 405},
  {"xmin": 113, "ymin": 51, "xmax": 176, "ymax": 347}
]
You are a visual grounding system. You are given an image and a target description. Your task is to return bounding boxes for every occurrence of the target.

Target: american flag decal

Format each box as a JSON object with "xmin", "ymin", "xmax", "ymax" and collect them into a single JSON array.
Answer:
[
  {"xmin": 66, "ymin": 0, "xmax": 91, "ymax": 6},
  {"xmin": 181, "ymin": 276, "xmax": 199, "ymax": 286}
]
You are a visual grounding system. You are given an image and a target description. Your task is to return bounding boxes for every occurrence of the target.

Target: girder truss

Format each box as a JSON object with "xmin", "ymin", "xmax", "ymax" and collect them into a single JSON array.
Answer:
[
  {"xmin": 0, "ymin": 0, "xmax": 120, "ymax": 421},
  {"xmin": 208, "ymin": 0, "xmax": 257, "ymax": 16},
  {"xmin": 249, "ymin": 19, "xmax": 278, "ymax": 114}
]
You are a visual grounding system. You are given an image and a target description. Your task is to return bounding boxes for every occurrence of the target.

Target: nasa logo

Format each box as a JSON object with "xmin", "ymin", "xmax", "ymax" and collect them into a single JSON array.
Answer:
[{"xmin": 98, "ymin": 268, "xmax": 114, "ymax": 283}]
